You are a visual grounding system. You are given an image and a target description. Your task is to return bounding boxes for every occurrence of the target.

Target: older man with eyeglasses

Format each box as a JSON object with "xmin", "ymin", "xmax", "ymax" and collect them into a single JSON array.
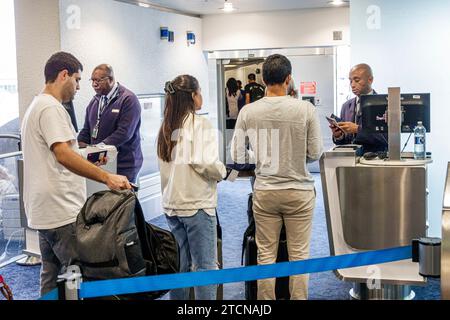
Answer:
[{"xmin": 78, "ymin": 64, "xmax": 143, "ymax": 183}]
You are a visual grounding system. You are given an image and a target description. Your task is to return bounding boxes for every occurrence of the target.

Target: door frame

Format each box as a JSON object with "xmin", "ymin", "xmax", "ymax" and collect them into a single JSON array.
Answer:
[{"xmin": 208, "ymin": 46, "xmax": 349, "ymax": 162}]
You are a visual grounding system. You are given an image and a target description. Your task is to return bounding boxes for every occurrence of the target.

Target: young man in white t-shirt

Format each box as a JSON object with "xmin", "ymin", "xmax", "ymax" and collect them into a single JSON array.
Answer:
[{"xmin": 21, "ymin": 52, "xmax": 132, "ymax": 296}]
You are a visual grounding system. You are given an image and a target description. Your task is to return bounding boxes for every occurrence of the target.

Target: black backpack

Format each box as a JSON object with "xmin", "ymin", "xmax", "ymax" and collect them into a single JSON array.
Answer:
[
  {"xmin": 76, "ymin": 190, "xmax": 179, "ymax": 299},
  {"xmin": 247, "ymin": 83, "xmax": 265, "ymax": 103}
]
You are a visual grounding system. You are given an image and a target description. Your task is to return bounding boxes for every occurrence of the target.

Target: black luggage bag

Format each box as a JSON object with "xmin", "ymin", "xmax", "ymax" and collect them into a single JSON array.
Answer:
[
  {"xmin": 242, "ymin": 193, "xmax": 290, "ymax": 300},
  {"xmin": 76, "ymin": 190, "xmax": 179, "ymax": 300}
]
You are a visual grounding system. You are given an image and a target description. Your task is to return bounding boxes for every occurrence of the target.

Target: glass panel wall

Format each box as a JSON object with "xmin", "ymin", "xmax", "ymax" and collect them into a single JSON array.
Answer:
[
  {"xmin": 0, "ymin": 152, "xmax": 23, "ymax": 268},
  {"xmin": 0, "ymin": 0, "xmax": 19, "ymax": 143},
  {"xmin": 137, "ymin": 94, "xmax": 165, "ymax": 178},
  {"xmin": 0, "ymin": 0, "xmax": 22, "ymax": 268}
]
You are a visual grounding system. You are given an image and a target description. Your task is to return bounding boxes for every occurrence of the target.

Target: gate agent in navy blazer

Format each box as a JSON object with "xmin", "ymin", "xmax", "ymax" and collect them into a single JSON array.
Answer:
[
  {"xmin": 78, "ymin": 64, "xmax": 143, "ymax": 182},
  {"xmin": 331, "ymin": 63, "xmax": 388, "ymax": 154}
]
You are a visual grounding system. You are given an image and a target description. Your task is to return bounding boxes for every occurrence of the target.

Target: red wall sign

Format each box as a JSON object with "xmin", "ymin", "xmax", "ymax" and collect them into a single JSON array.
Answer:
[{"xmin": 300, "ymin": 81, "xmax": 317, "ymax": 95}]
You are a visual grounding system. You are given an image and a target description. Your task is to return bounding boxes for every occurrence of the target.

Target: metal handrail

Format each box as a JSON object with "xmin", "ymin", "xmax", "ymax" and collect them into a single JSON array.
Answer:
[
  {"xmin": 0, "ymin": 133, "xmax": 21, "ymax": 152},
  {"xmin": 442, "ymin": 162, "xmax": 450, "ymax": 300},
  {"xmin": 0, "ymin": 151, "xmax": 22, "ymax": 160},
  {"xmin": 0, "ymin": 134, "xmax": 20, "ymax": 141}
]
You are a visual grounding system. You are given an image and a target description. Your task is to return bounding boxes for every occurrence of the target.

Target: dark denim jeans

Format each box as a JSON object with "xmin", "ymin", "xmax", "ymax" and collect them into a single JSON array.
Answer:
[{"xmin": 38, "ymin": 222, "xmax": 78, "ymax": 296}]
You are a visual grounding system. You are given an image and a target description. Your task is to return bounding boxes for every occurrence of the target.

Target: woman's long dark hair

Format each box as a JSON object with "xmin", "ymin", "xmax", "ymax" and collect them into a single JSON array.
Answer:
[
  {"xmin": 226, "ymin": 77, "xmax": 238, "ymax": 97},
  {"xmin": 157, "ymin": 75, "xmax": 200, "ymax": 163}
]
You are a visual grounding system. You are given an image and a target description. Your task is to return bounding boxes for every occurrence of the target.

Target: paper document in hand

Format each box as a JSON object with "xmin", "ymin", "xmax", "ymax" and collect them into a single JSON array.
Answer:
[{"xmin": 226, "ymin": 169, "xmax": 239, "ymax": 182}]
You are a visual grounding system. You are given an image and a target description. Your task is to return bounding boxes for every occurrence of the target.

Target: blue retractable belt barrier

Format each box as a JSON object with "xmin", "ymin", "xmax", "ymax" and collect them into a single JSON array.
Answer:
[
  {"xmin": 40, "ymin": 288, "xmax": 59, "ymax": 300},
  {"xmin": 39, "ymin": 245, "xmax": 412, "ymax": 300}
]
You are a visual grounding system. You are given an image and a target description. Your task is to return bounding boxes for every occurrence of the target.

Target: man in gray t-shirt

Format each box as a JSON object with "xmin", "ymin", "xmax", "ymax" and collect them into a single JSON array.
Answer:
[{"xmin": 231, "ymin": 54, "xmax": 322, "ymax": 300}]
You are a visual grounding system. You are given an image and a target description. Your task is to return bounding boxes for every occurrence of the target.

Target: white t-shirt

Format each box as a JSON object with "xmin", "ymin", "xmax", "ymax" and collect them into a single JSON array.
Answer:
[{"xmin": 21, "ymin": 94, "xmax": 87, "ymax": 230}]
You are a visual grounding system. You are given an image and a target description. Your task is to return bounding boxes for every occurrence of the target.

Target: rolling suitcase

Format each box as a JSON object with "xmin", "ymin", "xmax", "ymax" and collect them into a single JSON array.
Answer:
[
  {"xmin": 242, "ymin": 193, "xmax": 290, "ymax": 300},
  {"xmin": 216, "ymin": 218, "xmax": 224, "ymax": 300}
]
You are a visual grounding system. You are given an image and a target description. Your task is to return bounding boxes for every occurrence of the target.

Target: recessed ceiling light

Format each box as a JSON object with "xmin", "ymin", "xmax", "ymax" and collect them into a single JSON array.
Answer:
[
  {"xmin": 137, "ymin": 2, "xmax": 151, "ymax": 8},
  {"xmin": 220, "ymin": 0, "xmax": 236, "ymax": 13},
  {"xmin": 328, "ymin": 0, "xmax": 349, "ymax": 6}
]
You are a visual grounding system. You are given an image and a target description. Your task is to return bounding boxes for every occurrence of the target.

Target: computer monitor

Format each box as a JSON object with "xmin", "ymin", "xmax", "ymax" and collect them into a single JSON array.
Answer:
[
  {"xmin": 361, "ymin": 93, "xmax": 430, "ymax": 133},
  {"xmin": 302, "ymin": 96, "xmax": 316, "ymax": 106}
]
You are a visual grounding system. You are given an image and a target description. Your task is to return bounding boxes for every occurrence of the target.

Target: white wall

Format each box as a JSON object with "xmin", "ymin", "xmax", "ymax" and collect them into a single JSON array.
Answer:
[
  {"xmin": 350, "ymin": 0, "xmax": 450, "ymax": 236},
  {"xmin": 290, "ymin": 55, "xmax": 335, "ymax": 164},
  {"xmin": 0, "ymin": 0, "xmax": 18, "ymax": 81},
  {"xmin": 59, "ymin": 0, "xmax": 208, "ymax": 124},
  {"xmin": 202, "ymin": 7, "xmax": 349, "ymax": 51},
  {"xmin": 15, "ymin": 0, "xmax": 61, "ymax": 121}
]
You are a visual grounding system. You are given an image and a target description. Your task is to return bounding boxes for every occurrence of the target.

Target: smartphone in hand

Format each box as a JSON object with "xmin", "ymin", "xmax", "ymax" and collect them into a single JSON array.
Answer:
[
  {"xmin": 87, "ymin": 151, "xmax": 107, "ymax": 163},
  {"xmin": 326, "ymin": 116, "xmax": 345, "ymax": 133},
  {"xmin": 330, "ymin": 113, "xmax": 342, "ymax": 122}
]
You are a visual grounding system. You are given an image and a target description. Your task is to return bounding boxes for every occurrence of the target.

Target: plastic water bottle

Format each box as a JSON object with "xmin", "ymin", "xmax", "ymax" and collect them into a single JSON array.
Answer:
[{"xmin": 414, "ymin": 121, "xmax": 426, "ymax": 160}]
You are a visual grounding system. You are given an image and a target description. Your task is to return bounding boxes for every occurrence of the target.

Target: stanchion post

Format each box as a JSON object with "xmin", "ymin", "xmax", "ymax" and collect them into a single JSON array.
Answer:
[
  {"xmin": 387, "ymin": 87, "xmax": 401, "ymax": 161},
  {"xmin": 56, "ymin": 265, "xmax": 83, "ymax": 300}
]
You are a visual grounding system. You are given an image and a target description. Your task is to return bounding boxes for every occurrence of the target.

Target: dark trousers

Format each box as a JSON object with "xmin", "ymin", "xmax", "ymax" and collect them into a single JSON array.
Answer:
[{"xmin": 38, "ymin": 222, "xmax": 78, "ymax": 296}]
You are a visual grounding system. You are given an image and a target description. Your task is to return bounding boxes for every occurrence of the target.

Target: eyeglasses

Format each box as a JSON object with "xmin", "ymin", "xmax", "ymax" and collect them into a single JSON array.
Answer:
[{"xmin": 89, "ymin": 76, "xmax": 110, "ymax": 84}]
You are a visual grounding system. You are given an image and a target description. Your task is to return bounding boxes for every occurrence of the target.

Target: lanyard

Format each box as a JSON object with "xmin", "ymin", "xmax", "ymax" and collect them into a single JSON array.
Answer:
[
  {"xmin": 92, "ymin": 86, "xmax": 119, "ymax": 140},
  {"xmin": 97, "ymin": 96, "xmax": 108, "ymax": 120},
  {"xmin": 97, "ymin": 84, "xmax": 119, "ymax": 120}
]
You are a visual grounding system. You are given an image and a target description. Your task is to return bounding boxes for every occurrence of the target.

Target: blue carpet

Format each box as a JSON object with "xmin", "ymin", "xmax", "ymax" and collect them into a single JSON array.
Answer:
[{"xmin": 0, "ymin": 174, "xmax": 440, "ymax": 300}]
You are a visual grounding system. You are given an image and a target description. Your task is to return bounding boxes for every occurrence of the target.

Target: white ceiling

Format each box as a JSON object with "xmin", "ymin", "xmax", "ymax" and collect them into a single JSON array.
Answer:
[{"xmin": 119, "ymin": 0, "xmax": 349, "ymax": 16}]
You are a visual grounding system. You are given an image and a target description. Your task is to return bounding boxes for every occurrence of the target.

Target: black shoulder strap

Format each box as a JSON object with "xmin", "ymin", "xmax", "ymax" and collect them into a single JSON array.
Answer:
[
  {"xmin": 215, "ymin": 209, "xmax": 222, "ymax": 239},
  {"xmin": 133, "ymin": 195, "xmax": 157, "ymax": 267}
]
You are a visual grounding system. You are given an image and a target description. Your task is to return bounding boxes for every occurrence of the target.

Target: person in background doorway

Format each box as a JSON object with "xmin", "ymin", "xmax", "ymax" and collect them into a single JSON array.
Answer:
[
  {"xmin": 225, "ymin": 77, "xmax": 242, "ymax": 129},
  {"xmin": 245, "ymin": 73, "xmax": 265, "ymax": 105},
  {"xmin": 21, "ymin": 52, "xmax": 131, "ymax": 296},
  {"xmin": 78, "ymin": 64, "xmax": 143, "ymax": 183},
  {"xmin": 157, "ymin": 75, "xmax": 227, "ymax": 300},
  {"xmin": 330, "ymin": 63, "xmax": 388, "ymax": 154},
  {"xmin": 237, "ymin": 80, "xmax": 243, "ymax": 92},
  {"xmin": 236, "ymin": 80, "xmax": 246, "ymax": 111},
  {"xmin": 287, "ymin": 77, "xmax": 299, "ymax": 99}
]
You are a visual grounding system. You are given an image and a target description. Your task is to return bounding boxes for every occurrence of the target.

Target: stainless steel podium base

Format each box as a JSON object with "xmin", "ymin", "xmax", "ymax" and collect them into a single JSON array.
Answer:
[{"xmin": 350, "ymin": 283, "xmax": 415, "ymax": 300}]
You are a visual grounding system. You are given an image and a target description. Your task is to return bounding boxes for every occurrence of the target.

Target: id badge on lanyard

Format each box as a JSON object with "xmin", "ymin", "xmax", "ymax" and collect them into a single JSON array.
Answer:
[
  {"xmin": 92, "ymin": 97, "xmax": 107, "ymax": 140},
  {"xmin": 92, "ymin": 122, "xmax": 100, "ymax": 139}
]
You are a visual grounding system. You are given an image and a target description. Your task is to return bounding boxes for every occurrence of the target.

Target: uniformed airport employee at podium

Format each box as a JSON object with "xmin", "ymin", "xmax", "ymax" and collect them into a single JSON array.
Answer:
[
  {"xmin": 330, "ymin": 63, "xmax": 388, "ymax": 154},
  {"xmin": 78, "ymin": 64, "xmax": 143, "ymax": 183}
]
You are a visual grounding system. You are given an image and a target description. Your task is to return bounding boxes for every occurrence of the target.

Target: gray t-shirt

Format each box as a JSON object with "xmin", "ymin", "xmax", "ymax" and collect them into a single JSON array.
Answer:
[
  {"xmin": 21, "ymin": 94, "xmax": 86, "ymax": 230},
  {"xmin": 231, "ymin": 96, "xmax": 323, "ymax": 190}
]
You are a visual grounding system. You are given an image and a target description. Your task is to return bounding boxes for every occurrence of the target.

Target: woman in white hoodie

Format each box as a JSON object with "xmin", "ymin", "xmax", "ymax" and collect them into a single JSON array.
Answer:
[{"xmin": 157, "ymin": 75, "xmax": 227, "ymax": 300}]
